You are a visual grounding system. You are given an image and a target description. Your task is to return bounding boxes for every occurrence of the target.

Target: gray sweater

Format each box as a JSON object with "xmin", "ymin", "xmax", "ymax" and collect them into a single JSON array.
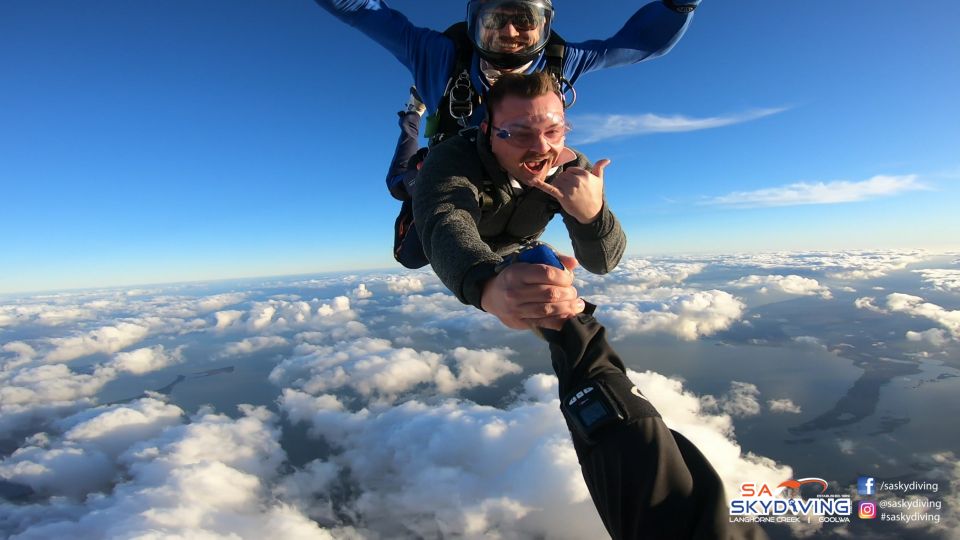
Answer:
[{"xmin": 413, "ymin": 129, "xmax": 626, "ymax": 310}]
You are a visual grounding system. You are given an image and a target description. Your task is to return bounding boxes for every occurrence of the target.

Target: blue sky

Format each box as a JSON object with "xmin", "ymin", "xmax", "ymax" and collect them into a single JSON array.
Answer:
[{"xmin": 2, "ymin": 1, "xmax": 958, "ymax": 294}]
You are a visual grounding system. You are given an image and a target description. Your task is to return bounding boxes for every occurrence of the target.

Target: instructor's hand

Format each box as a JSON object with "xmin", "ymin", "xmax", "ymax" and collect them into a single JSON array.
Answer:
[
  {"xmin": 481, "ymin": 254, "xmax": 585, "ymax": 331},
  {"xmin": 551, "ymin": 159, "xmax": 609, "ymax": 224}
]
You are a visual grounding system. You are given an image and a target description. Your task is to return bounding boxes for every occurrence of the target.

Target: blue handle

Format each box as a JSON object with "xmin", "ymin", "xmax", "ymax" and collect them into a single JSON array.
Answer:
[{"xmin": 515, "ymin": 243, "xmax": 564, "ymax": 270}]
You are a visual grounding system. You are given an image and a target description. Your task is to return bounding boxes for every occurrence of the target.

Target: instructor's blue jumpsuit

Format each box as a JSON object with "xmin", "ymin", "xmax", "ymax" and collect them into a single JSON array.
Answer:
[{"xmin": 314, "ymin": 0, "xmax": 695, "ymax": 126}]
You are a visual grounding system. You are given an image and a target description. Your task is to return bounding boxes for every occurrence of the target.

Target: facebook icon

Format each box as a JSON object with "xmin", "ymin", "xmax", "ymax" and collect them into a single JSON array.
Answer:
[{"xmin": 858, "ymin": 476, "xmax": 876, "ymax": 496}]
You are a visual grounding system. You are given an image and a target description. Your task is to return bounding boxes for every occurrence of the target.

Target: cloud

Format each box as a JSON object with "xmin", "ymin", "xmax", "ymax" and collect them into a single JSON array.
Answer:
[
  {"xmin": 701, "ymin": 381, "xmax": 761, "ymax": 418},
  {"xmin": 398, "ymin": 292, "xmax": 470, "ymax": 316},
  {"xmin": 45, "ymin": 322, "xmax": 151, "ymax": 363},
  {"xmin": 269, "ymin": 339, "xmax": 521, "ymax": 404},
  {"xmin": 914, "ymin": 268, "xmax": 960, "ymax": 293},
  {"xmin": 0, "ymin": 364, "xmax": 113, "ymax": 431},
  {"xmin": 386, "ymin": 276, "xmax": 426, "ymax": 294},
  {"xmin": 394, "ymin": 293, "xmax": 503, "ymax": 335},
  {"xmin": 20, "ymin": 254, "xmax": 956, "ymax": 538},
  {"xmin": 703, "ymin": 175, "xmax": 928, "ymax": 208},
  {"xmin": 859, "ymin": 292, "xmax": 959, "ymax": 345},
  {"xmin": 280, "ymin": 384, "xmax": 602, "ymax": 539},
  {"xmin": 0, "ymin": 345, "xmax": 187, "ymax": 437},
  {"xmin": 885, "ymin": 293, "xmax": 960, "ymax": 339},
  {"xmin": 280, "ymin": 370, "xmax": 790, "ymax": 539},
  {"xmin": 793, "ymin": 336, "xmax": 826, "ymax": 349},
  {"xmin": 1, "ymin": 341, "xmax": 38, "ymax": 370},
  {"xmin": 906, "ymin": 329, "xmax": 950, "ymax": 347},
  {"xmin": 1, "ymin": 404, "xmax": 337, "ymax": 539},
  {"xmin": 440, "ymin": 347, "xmax": 524, "ymax": 392},
  {"xmin": 837, "ymin": 438, "xmax": 856, "ymax": 456},
  {"xmin": 351, "ymin": 283, "xmax": 373, "ymax": 299},
  {"xmin": 218, "ymin": 336, "xmax": 290, "ymax": 359},
  {"xmin": 579, "ymin": 258, "xmax": 705, "ymax": 296},
  {"xmin": 767, "ymin": 399, "xmax": 802, "ymax": 414},
  {"xmin": 568, "ymin": 107, "xmax": 787, "ymax": 144},
  {"xmin": 707, "ymin": 250, "xmax": 927, "ymax": 282},
  {"xmin": 601, "ymin": 290, "xmax": 745, "ymax": 341},
  {"xmin": 106, "ymin": 345, "xmax": 184, "ymax": 375},
  {"xmin": 727, "ymin": 274, "xmax": 832, "ymax": 299},
  {"xmin": 721, "ymin": 382, "xmax": 762, "ymax": 417},
  {"xmin": 195, "ymin": 293, "xmax": 248, "ymax": 313},
  {"xmin": 207, "ymin": 296, "xmax": 362, "ymax": 338},
  {"xmin": 214, "ymin": 309, "xmax": 245, "ymax": 329},
  {"xmin": 855, "ymin": 296, "xmax": 885, "ymax": 313},
  {"xmin": 0, "ymin": 303, "xmax": 97, "ymax": 329},
  {"xmin": 0, "ymin": 398, "xmax": 184, "ymax": 499}
]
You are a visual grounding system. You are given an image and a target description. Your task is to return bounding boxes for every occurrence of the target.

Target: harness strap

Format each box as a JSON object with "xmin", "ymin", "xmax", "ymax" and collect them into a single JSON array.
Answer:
[{"xmin": 427, "ymin": 24, "xmax": 570, "ymax": 145}]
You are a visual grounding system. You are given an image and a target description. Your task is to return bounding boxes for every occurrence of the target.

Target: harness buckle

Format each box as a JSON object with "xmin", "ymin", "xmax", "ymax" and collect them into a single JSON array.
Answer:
[
  {"xmin": 448, "ymin": 70, "xmax": 474, "ymax": 128},
  {"xmin": 557, "ymin": 76, "xmax": 577, "ymax": 110}
]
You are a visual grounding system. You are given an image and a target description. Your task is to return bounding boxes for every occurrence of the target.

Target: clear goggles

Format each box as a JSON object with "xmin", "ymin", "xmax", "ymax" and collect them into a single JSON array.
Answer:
[{"xmin": 491, "ymin": 117, "xmax": 571, "ymax": 148}]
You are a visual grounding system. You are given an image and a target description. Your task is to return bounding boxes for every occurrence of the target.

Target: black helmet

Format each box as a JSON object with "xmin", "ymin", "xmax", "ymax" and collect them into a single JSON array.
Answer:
[{"xmin": 466, "ymin": 0, "xmax": 554, "ymax": 69}]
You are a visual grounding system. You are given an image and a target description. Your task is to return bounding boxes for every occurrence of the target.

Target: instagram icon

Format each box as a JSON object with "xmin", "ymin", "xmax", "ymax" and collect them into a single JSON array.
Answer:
[{"xmin": 859, "ymin": 501, "xmax": 877, "ymax": 520}]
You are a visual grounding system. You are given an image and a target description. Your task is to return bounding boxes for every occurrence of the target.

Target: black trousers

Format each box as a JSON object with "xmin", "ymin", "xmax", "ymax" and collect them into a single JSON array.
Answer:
[{"xmin": 541, "ymin": 311, "xmax": 768, "ymax": 540}]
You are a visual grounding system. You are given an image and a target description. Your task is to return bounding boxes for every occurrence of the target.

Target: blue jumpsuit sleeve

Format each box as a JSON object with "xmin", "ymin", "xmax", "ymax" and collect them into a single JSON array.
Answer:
[
  {"xmin": 313, "ymin": 0, "xmax": 457, "ymax": 111},
  {"xmin": 562, "ymin": 1, "xmax": 694, "ymax": 84}
]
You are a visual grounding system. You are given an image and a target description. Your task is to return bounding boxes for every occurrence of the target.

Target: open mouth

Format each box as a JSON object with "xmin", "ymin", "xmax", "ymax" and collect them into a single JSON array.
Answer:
[{"xmin": 522, "ymin": 158, "xmax": 549, "ymax": 175}]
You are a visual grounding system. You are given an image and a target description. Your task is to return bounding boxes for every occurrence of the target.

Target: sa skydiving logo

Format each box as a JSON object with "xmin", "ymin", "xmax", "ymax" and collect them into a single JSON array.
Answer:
[
  {"xmin": 740, "ymin": 478, "xmax": 829, "ymax": 498},
  {"xmin": 729, "ymin": 477, "xmax": 852, "ymax": 524}
]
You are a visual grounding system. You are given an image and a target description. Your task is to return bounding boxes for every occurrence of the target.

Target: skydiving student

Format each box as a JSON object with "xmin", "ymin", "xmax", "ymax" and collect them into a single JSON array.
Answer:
[{"xmin": 413, "ymin": 71, "xmax": 766, "ymax": 539}]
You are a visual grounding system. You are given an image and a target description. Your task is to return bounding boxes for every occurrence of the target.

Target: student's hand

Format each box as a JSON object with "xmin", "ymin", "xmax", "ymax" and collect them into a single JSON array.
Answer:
[
  {"xmin": 481, "ymin": 254, "xmax": 585, "ymax": 331},
  {"xmin": 552, "ymin": 159, "xmax": 609, "ymax": 224}
]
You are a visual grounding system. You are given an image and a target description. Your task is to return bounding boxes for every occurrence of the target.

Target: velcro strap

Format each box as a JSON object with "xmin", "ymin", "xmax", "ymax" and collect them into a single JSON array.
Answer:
[{"xmin": 594, "ymin": 372, "xmax": 661, "ymax": 421}]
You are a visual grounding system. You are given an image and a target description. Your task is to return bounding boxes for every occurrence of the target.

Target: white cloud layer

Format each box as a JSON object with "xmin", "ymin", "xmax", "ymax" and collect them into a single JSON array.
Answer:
[
  {"xmin": 581, "ymin": 258, "xmax": 705, "ymax": 295},
  {"xmin": 386, "ymin": 276, "xmax": 426, "ymax": 294},
  {"xmin": 704, "ymin": 174, "xmax": 927, "ymax": 208},
  {"xmin": 269, "ymin": 338, "xmax": 521, "ymax": 404},
  {"xmin": 6, "ymin": 253, "xmax": 950, "ymax": 538},
  {"xmin": 569, "ymin": 107, "xmax": 787, "ymax": 144},
  {"xmin": 708, "ymin": 250, "xmax": 927, "ymax": 282},
  {"xmin": 601, "ymin": 290, "xmax": 745, "ymax": 341},
  {"xmin": 279, "ymin": 370, "xmax": 790, "ymax": 539},
  {"xmin": 855, "ymin": 296, "xmax": 885, "ymax": 313},
  {"xmin": 1, "ymin": 403, "xmax": 339, "ymax": 539},
  {"xmin": 107, "ymin": 345, "xmax": 184, "ymax": 375},
  {"xmin": 914, "ymin": 268, "xmax": 960, "ymax": 293},
  {"xmin": 218, "ymin": 336, "xmax": 290, "ymax": 358},
  {"xmin": 906, "ymin": 328, "xmax": 950, "ymax": 347},
  {"xmin": 45, "ymin": 322, "xmax": 151, "ymax": 363},
  {"xmin": 767, "ymin": 399, "xmax": 802, "ymax": 414},
  {"xmin": 885, "ymin": 293, "xmax": 960, "ymax": 340},
  {"xmin": 0, "ymin": 346, "xmax": 185, "ymax": 437},
  {"xmin": 727, "ymin": 274, "xmax": 832, "ymax": 299}
]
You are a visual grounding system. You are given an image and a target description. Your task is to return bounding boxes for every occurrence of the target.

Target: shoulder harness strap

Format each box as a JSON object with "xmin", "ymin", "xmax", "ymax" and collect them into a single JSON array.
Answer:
[
  {"xmin": 428, "ymin": 26, "xmax": 573, "ymax": 145},
  {"xmin": 428, "ymin": 22, "xmax": 479, "ymax": 147},
  {"xmin": 543, "ymin": 31, "xmax": 575, "ymax": 108}
]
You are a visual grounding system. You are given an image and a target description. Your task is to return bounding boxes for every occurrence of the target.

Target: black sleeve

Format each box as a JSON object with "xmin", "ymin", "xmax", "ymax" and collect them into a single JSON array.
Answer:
[
  {"xmin": 413, "ymin": 139, "xmax": 503, "ymax": 308},
  {"xmin": 541, "ymin": 311, "xmax": 768, "ymax": 540},
  {"xmin": 556, "ymin": 154, "xmax": 626, "ymax": 275}
]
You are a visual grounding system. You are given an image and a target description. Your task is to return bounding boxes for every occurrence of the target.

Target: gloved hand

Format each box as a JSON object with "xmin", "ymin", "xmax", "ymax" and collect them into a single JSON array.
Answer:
[{"xmin": 663, "ymin": 0, "xmax": 699, "ymax": 13}]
